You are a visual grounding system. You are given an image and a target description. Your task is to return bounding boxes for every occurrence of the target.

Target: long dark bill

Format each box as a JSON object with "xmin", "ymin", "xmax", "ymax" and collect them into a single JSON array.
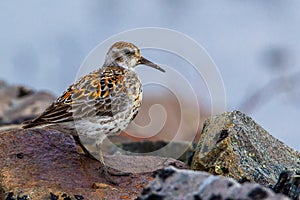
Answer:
[{"xmin": 139, "ymin": 57, "xmax": 165, "ymax": 73}]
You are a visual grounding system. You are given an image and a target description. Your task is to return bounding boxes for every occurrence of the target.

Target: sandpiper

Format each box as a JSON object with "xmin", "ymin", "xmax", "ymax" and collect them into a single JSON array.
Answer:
[{"xmin": 22, "ymin": 41, "xmax": 165, "ymax": 184}]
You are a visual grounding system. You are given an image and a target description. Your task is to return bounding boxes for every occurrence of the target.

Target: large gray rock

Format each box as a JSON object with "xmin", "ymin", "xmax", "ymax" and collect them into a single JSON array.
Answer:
[
  {"xmin": 138, "ymin": 166, "xmax": 290, "ymax": 200},
  {"xmin": 191, "ymin": 110, "xmax": 300, "ymax": 189}
]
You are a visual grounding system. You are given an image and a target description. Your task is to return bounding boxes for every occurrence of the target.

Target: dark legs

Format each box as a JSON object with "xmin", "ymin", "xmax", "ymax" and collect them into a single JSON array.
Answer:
[
  {"xmin": 96, "ymin": 140, "xmax": 130, "ymax": 185},
  {"xmin": 73, "ymin": 135, "xmax": 98, "ymax": 161},
  {"xmin": 74, "ymin": 135, "xmax": 129, "ymax": 185}
]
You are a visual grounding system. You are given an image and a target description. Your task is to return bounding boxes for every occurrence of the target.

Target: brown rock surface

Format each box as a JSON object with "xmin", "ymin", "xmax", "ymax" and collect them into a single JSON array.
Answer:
[
  {"xmin": 191, "ymin": 110, "xmax": 300, "ymax": 188},
  {"xmin": 0, "ymin": 128, "xmax": 186, "ymax": 199}
]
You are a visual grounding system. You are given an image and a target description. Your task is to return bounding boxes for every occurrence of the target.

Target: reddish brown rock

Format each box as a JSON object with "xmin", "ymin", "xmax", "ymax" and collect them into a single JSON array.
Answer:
[{"xmin": 0, "ymin": 128, "xmax": 186, "ymax": 199}]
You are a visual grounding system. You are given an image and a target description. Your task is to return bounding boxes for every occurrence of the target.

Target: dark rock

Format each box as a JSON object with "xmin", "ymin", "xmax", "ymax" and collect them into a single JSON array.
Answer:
[
  {"xmin": 137, "ymin": 166, "xmax": 290, "ymax": 200},
  {"xmin": 74, "ymin": 194, "xmax": 84, "ymax": 200},
  {"xmin": 4, "ymin": 192, "xmax": 30, "ymax": 200},
  {"xmin": 5, "ymin": 192, "xmax": 14, "ymax": 200},
  {"xmin": 0, "ymin": 128, "xmax": 187, "ymax": 199},
  {"xmin": 50, "ymin": 192, "xmax": 59, "ymax": 200},
  {"xmin": 152, "ymin": 168, "xmax": 175, "ymax": 180},
  {"xmin": 191, "ymin": 110, "xmax": 300, "ymax": 188},
  {"xmin": 273, "ymin": 170, "xmax": 300, "ymax": 200},
  {"xmin": 79, "ymin": 136, "xmax": 195, "ymax": 165},
  {"xmin": 248, "ymin": 187, "xmax": 269, "ymax": 199},
  {"xmin": 16, "ymin": 153, "xmax": 23, "ymax": 159}
]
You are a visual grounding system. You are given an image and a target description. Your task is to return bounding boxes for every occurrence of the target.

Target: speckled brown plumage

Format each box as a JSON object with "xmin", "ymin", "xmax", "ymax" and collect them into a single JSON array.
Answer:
[{"xmin": 23, "ymin": 67, "xmax": 139, "ymax": 130}]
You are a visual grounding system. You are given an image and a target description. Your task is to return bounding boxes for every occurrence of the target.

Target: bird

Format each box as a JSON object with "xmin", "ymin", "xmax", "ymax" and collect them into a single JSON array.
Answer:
[{"xmin": 22, "ymin": 41, "xmax": 165, "ymax": 185}]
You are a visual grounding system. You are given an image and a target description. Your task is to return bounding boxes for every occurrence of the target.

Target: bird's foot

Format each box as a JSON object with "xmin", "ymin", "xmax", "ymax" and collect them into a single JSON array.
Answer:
[{"xmin": 100, "ymin": 166, "xmax": 131, "ymax": 185}]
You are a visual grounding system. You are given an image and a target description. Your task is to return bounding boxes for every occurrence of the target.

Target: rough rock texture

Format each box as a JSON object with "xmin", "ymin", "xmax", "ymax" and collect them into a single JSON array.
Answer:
[
  {"xmin": 137, "ymin": 166, "xmax": 290, "ymax": 200},
  {"xmin": 81, "ymin": 137, "xmax": 195, "ymax": 165},
  {"xmin": 0, "ymin": 81, "xmax": 55, "ymax": 125},
  {"xmin": 0, "ymin": 128, "xmax": 186, "ymax": 200},
  {"xmin": 1, "ymin": 80, "xmax": 299, "ymax": 200},
  {"xmin": 273, "ymin": 170, "xmax": 300, "ymax": 200},
  {"xmin": 191, "ymin": 110, "xmax": 300, "ymax": 188},
  {"xmin": 116, "ymin": 141, "xmax": 194, "ymax": 163}
]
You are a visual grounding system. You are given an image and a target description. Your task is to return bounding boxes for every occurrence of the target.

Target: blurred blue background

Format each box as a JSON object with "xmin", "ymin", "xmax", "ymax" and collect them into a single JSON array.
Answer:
[{"xmin": 1, "ymin": 1, "xmax": 300, "ymax": 150}]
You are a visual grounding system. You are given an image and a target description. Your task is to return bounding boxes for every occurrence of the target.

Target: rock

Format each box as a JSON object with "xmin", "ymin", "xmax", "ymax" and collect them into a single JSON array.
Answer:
[
  {"xmin": 0, "ymin": 128, "xmax": 187, "ymax": 199},
  {"xmin": 116, "ymin": 141, "xmax": 195, "ymax": 164},
  {"xmin": 0, "ymin": 81, "xmax": 55, "ymax": 125},
  {"xmin": 273, "ymin": 170, "xmax": 300, "ymax": 200},
  {"xmin": 191, "ymin": 110, "xmax": 300, "ymax": 188},
  {"xmin": 137, "ymin": 166, "xmax": 290, "ymax": 200},
  {"xmin": 78, "ymin": 136, "xmax": 195, "ymax": 167}
]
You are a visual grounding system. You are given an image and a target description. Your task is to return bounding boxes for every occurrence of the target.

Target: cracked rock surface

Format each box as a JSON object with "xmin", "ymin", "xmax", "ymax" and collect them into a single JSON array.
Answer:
[{"xmin": 191, "ymin": 110, "xmax": 300, "ymax": 188}]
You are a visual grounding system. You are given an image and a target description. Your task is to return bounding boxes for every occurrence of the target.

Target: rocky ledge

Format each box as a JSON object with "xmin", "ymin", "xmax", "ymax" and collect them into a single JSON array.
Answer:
[{"xmin": 0, "ymin": 81, "xmax": 299, "ymax": 200}]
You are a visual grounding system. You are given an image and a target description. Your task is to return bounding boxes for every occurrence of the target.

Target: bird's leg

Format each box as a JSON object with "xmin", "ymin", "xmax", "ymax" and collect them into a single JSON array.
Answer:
[
  {"xmin": 97, "ymin": 141, "xmax": 130, "ymax": 185},
  {"xmin": 98, "ymin": 145, "xmax": 119, "ymax": 185},
  {"xmin": 73, "ymin": 135, "xmax": 98, "ymax": 161}
]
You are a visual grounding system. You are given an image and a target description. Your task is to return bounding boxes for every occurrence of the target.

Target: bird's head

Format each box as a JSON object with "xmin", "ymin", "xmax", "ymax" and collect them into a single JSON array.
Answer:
[{"xmin": 104, "ymin": 41, "xmax": 165, "ymax": 72}]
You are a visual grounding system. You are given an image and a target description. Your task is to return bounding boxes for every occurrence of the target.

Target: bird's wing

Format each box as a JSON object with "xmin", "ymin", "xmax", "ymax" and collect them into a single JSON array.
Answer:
[{"xmin": 23, "ymin": 67, "xmax": 127, "ymax": 128}]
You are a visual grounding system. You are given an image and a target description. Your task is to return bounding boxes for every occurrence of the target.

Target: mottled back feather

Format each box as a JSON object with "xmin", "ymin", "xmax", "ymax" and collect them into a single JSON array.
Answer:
[{"xmin": 23, "ymin": 66, "xmax": 130, "ymax": 128}]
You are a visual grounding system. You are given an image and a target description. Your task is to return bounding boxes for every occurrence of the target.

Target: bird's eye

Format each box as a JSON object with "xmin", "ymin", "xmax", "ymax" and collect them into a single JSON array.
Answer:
[{"xmin": 124, "ymin": 49, "xmax": 133, "ymax": 55}]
